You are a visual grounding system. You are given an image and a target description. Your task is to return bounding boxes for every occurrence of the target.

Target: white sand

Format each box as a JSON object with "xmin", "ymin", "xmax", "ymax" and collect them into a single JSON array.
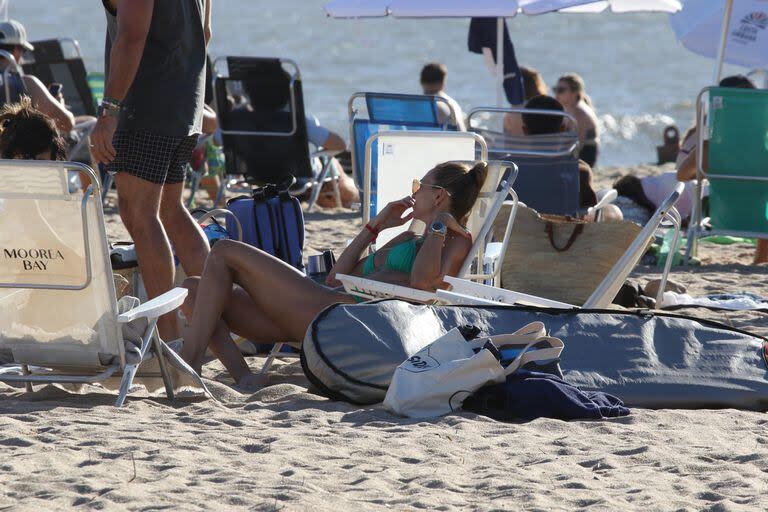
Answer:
[{"xmin": 1, "ymin": 165, "xmax": 768, "ymax": 511}]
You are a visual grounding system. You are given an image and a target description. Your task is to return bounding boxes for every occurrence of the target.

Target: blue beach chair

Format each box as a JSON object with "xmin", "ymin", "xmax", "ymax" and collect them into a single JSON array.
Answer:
[
  {"xmin": 468, "ymin": 107, "xmax": 581, "ymax": 216},
  {"xmin": 348, "ymin": 92, "xmax": 460, "ymax": 219}
]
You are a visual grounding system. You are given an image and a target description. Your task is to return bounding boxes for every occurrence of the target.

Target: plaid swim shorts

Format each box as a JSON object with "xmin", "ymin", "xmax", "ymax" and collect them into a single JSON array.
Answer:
[{"xmin": 105, "ymin": 130, "xmax": 198, "ymax": 185}]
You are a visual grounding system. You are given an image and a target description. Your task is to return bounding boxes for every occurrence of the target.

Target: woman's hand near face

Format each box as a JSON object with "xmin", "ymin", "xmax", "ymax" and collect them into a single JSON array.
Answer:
[{"xmin": 372, "ymin": 196, "xmax": 415, "ymax": 230}]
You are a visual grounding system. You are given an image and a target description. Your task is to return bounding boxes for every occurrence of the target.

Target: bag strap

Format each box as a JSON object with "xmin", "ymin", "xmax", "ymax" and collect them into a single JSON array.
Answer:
[
  {"xmin": 483, "ymin": 321, "xmax": 547, "ymax": 347},
  {"xmin": 502, "ymin": 336, "xmax": 564, "ymax": 377},
  {"xmin": 196, "ymin": 208, "xmax": 243, "ymax": 242},
  {"xmin": 545, "ymin": 222, "xmax": 584, "ymax": 252}
]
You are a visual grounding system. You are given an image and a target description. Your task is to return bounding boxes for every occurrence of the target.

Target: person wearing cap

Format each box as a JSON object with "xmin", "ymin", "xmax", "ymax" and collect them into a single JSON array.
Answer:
[
  {"xmin": 90, "ymin": 0, "xmax": 212, "ymax": 342},
  {"xmin": 0, "ymin": 19, "xmax": 74, "ymax": 132}
]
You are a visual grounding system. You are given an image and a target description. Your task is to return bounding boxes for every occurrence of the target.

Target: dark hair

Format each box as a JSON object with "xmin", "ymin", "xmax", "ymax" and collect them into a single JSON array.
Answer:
[
  {"xmin": 614, "ymin": 174, "xmax": 655, "ymax": 212},
  {"xmin": 0, "ymin": 97, "xmax": 66, "ymax": 160},
  {"xmin": 522, "ymin": 95, "xmax": 565, "ymax": 135},
  {"xmin": 420, "ymin": 62, "xmax": 447, "ymax": 85},
  {"xmin": 430, "ymin": 161, "xmax": 488, "ymax": 222},
  {"xmin": 521, "ymin": 66, "xmax": 548, "ymax": 102},
  {"xmin": 719, "ymin": 74, "xmax": 755, "ymax": 89}
]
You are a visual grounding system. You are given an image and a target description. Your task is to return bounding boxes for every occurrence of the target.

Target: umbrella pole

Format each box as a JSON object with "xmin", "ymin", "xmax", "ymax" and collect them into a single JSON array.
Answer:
[
  {"xmin": 496, "ymin": 17, "xmax": 504, "ymax": 108},
  {"xmin": 713, "ymin": 0, "xmax": 734, "ymax": 84}
]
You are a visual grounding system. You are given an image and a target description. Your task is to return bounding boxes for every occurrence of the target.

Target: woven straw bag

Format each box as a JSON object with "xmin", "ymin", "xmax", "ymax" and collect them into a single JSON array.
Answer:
[{"xmin": 492, "ymin": 204, "xmax": 643, "ymax": 305}]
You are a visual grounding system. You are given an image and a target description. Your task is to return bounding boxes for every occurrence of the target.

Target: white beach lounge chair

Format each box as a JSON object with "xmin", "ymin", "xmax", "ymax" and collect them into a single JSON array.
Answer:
[
  {"xmin": 0, "ymin": 161, "xmax": 209, "ymax": 406},
  {"xmin": 436, "ymin": 183, "xmax": 685, "ymax": 309},
  {"xmin": 335, "ymin": 155, "xmax": 519, "ymax": 302}
]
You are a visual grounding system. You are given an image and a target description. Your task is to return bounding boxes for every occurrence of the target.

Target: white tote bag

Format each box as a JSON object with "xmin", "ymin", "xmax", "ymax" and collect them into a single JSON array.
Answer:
[{"xmin": 383, "ymin": 321, "xmax": 564, "ymax": 419}]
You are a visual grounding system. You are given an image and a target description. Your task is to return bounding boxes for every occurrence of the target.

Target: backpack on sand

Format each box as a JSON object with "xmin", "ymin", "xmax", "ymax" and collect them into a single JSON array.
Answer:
[{"xmin": 226, "ymin": 178, "xmax": 305, "ymax": 271}]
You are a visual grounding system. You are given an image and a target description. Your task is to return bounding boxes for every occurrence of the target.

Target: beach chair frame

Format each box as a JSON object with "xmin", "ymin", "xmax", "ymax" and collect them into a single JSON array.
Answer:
[
  {"xmin": 468, "ymin": 107, "xmax": 585, "ymax": 216},
  {"xmin": 684, "ymin": 86, "xmax": 768, "ymax": 263},
  {"xmin": 437, "ymin": 183, "xmax": 685, "ymax": 309},
  {"xmin": 347, "ymin": 92, "xmax": 459, "ymax": 193},
  {"xmin": 212, "ymin": 56, "xmax": 341, "ymax": 210},
  {"xmin": 0, "ymin": 161, "xmax": 191, "ymax": 407}
]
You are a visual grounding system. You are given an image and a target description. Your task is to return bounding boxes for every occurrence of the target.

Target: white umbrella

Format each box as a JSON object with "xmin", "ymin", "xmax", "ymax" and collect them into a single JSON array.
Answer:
[
  {"xmin": 325, "ymin": 0, "xmax": 682, "ymax": 105},
  {"xmin": 670, "ymin": 0, "xmax": 768, "ymax": 83}
]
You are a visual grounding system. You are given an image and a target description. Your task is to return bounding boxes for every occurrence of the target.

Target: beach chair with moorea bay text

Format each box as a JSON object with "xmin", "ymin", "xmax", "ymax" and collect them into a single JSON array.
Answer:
[{"xmin": 0, "ymin": 160, "xmax": 210, "ymax": 406}]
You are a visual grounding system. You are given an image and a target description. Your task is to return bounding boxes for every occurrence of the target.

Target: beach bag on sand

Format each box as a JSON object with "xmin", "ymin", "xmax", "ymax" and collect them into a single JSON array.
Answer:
[
  {"xmin": 492, "ymin": 204, "xmax": 643, "ymax": 305},
  {"xmin": 227, "ymin": 179, "xmax": 305, "ymax": 271},
  {"xmin": 307, "ymin": 300, "xmax": 768, "ymax": 410},
  {"xmin": 383, "ymin": 322, "xmax": 564, "ymax": 418}
]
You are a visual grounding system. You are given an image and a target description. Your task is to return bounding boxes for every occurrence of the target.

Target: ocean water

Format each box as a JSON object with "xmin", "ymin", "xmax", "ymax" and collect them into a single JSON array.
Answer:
[{"xmin": 13, "ymin": 0, "xmax": 744, "ymax": 167}]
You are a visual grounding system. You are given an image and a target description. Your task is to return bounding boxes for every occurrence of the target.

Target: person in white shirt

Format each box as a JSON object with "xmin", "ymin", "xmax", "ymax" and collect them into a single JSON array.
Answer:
[{"xmin": 420, "ymin": 62, "xmax": 466, "ymax": 131}]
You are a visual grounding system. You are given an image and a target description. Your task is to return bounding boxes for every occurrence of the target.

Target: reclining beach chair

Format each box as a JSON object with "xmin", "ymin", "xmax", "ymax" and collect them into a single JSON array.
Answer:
[
  {"xmin": 684, "ymin": 86, "xmax": 768, "ymax": 263},
  {"xmin": 214, "ymin": 56, "xmax": 341, "ymax": 210},
  {"xmin": 437, "ymin": 183, "xmax": 685, "ymax": 309},
  {"xmin": 0, "ymin": 161, "xmax": 208, "ymax": 406},
  {"xmin": 348, "ymin": 92, "xmax": 460, "ymax": 201},
  {"xmin": 468, "ymin": 107, "xmax": 582, "ymax": 216},
  {"xmin": 335, "ymin": 130, "xmax": 518, "ymax": 295}
]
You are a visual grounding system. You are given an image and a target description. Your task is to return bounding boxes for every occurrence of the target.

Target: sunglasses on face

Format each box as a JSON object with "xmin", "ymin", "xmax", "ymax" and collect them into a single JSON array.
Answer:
[
  {"xmin": 412, "ymin": 178, "xmax": 451, "ymax": 196},
  {"xmin": 554, "ymin": 85, "xmax": 571, "ymax": 94}
]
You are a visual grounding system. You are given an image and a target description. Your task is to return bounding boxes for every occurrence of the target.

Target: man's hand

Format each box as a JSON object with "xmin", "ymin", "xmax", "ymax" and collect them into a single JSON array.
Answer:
[{"xmin": 91, "ymin": 116, "xmax": 118, "ymax": 164}]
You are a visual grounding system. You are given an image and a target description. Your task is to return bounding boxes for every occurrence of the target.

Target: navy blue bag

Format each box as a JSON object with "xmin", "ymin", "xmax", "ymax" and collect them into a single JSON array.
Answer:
[{"xmin": 226, "ymin": 179, "xmax": 305, "ymax": 272}]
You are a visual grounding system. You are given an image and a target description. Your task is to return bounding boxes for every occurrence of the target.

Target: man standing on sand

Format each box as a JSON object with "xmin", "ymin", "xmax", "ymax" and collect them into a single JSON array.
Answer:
[{"xmin": 91, "ymin": 0, "xmax": 212, "ymax": 341}]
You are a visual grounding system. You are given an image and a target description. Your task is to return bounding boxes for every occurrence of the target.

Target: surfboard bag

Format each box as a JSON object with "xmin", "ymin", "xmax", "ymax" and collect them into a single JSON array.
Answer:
[{"xmin": 300, "ymin": 300, "xmax": 768, "ymax": 409}]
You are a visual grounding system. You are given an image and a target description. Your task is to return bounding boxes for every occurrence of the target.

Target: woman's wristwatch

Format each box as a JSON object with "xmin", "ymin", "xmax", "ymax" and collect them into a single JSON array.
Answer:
[{"xmin": 429, "ymin": 220, "xmax": 447, "ymax": 238}]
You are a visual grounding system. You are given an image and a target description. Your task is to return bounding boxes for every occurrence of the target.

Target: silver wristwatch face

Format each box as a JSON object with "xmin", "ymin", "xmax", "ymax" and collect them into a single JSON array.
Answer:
[{"xmin": 430, "ymin": 221, "xmax": 447, "ymax": 235}]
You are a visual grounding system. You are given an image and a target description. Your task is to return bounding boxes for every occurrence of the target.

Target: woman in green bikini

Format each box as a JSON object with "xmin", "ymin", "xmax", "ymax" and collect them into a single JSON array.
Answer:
[{"xmin": 180, "ymin": 161, "xmax": 488, "ymax": 388}]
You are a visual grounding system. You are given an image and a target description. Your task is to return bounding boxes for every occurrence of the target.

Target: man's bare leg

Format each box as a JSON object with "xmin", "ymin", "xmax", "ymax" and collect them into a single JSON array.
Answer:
[
  {"xmin": 160, "ymin": 181, "xmax": 210, "ymax": 277},
  {"xmin": 116, "ymin": 172, "xmax": 178, "ymax": 340}
]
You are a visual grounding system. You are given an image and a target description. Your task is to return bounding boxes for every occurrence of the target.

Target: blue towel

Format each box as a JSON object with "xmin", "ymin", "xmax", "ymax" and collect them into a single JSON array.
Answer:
[
  {"xmin": 467, "ymin": 17, "xmax": 524, "ymax": 105},
  {"xmin": 464, "ymin": 370, "xmax": 630, "ymax": 422}
]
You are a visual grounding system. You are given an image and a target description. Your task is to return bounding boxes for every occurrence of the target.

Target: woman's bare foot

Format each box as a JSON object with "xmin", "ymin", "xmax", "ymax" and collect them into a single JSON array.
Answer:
[{"xmin": 233, "ymin": 373, "xmax": 268, "ymax": 393}]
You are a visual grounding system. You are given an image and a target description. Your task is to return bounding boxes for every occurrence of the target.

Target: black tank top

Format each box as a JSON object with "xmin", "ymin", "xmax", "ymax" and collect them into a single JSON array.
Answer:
[{"xmin": 102, "ymin": 0, "xmax": 206, "ymax": 137}]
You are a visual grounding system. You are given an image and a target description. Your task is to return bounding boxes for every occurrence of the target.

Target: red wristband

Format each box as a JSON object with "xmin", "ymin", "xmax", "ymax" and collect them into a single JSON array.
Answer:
[{"xmin": 364, "ymin": 223, "xmax": 379, "ymax": 241}]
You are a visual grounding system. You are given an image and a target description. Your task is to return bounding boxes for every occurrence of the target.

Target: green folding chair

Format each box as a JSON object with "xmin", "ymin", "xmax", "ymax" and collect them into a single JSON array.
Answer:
[{"xmin": 684, "ymin": 87, "xmax": 768, "ymax": 262}]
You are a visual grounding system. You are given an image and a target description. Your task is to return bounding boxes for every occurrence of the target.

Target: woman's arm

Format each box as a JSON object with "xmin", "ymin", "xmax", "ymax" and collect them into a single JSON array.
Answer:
[
  {"xmin": 409, "ymin": 213, "xmax": 471, "ymax": 291},
  {"xmin": 326, "ymin": 196, "xmax": 415, "ymax": 285}
]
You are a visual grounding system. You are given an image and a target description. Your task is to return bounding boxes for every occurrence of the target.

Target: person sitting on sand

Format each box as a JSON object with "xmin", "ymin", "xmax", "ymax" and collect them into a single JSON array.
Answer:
[
  {"xmin": 554, "ymin": 73, "xmax": 599, "ymax": 168},
  {"xmin": 504, "ymin": 66, "xmax": 549, "ymax": 136},
  {"xmin": 420, "ymin": 62, "xmax": 466, "ymax": 131},
  {"xmin": 521, "ymin": 95, "xmax": 621, "ymax": 221},
  {"xmin": 180, "ymin": 161, "xmax": 488, "ymax": 388}
]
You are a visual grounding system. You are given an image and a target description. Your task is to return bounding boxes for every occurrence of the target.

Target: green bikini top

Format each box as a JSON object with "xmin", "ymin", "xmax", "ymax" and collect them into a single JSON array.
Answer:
[{"xmin": 362, "ymin": 236, "xmax": 422, "ymax": 277}]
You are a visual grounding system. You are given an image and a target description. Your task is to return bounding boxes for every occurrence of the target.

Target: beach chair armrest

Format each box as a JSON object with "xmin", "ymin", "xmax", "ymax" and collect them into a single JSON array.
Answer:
[
  {"xmin": 336, "ymin": 273, "xmax": 436, "ymax": 303},
  {"xmin": 117, "ymin": 287, "xmax": 189, "ymax": 323}
]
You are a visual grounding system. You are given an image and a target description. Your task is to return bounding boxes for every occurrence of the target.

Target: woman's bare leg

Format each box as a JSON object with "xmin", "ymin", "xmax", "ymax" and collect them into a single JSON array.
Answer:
[{"xmin": 181, "ymin": 240, "xmax": 352, "ymax": 378}]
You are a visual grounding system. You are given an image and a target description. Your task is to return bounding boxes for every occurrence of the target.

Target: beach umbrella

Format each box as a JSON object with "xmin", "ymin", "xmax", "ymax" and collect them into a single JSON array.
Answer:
[
  {"xmin": 670, "ymin": 0, "xmax": 768, "ymax": 83},
  {"xmin": 325, "ymin": 0, "xmax": 682, "ymax": 106}
]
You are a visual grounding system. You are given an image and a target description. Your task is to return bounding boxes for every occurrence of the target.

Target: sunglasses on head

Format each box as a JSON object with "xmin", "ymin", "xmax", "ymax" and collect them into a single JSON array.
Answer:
[{"xmin": 412, "ymin": 178, "xmax": 451, "ymax": 196}]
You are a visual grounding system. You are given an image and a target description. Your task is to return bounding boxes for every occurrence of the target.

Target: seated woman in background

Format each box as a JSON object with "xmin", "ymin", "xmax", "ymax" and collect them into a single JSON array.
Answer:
[
  {"xmin": 555, "ymin": 73, "xmax": 600, "ymax": 168},
  {"xmin": 180, "ymin": 161, "xmax": 488, "ymax": 389},
  {"xmin": 503, "ymin": 66, "xmax": 549, "ymax": 136},
  {"xmin": 0, "ymin": 97, "xmax": 66, "ymax": 160}
]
